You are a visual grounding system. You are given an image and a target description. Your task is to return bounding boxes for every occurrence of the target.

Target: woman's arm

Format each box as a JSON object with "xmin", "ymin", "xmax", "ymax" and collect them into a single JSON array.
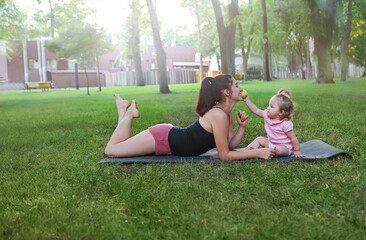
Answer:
[
  {"xmin": 228, "ymin": 110, "xmax": 248, "ymax": 150},
  {"xmin": 243, "ymin": 96, "xmax": 263, "ymax": 118},
  {"xmin": 211, "ymin": 111, "xmax": 275, "ymax": 160},
  {"xmin": 285, "ymin": 130, "xmax": 304, "ymax": 158}
]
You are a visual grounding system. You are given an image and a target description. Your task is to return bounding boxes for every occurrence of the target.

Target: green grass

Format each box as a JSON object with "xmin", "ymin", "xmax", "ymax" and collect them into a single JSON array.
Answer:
[{"xmin": 1, "ymin": 78, "xmax": 365, "ymax": 239}]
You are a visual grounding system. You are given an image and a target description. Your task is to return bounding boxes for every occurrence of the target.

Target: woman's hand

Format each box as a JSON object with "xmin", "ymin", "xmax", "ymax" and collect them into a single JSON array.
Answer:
[{"xmin": 236, "ymin": 110, "xmax": 248, "ymax": 127}]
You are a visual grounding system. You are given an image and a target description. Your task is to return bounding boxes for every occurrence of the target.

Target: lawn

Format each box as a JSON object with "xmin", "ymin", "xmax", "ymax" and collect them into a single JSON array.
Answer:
[{"xmin": 0, "ymin": 78, "xmax": 365, "ymax": 239}]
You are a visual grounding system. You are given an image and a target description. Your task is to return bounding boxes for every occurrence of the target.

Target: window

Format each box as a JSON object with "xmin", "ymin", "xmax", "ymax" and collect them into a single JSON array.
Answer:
[
  {"xmin": 68, "ymin": 61, "xmax": 76, "ymax": 70},
  {"xmin": 28, "ymin": 59, "xmax": 38, "ymax": 69},
  {"xmin": 46, "ymin": 59, "xmax": 56, "ymax": 69},
  {"xmin": 110, "ymin": 60, "xmax": 117, "ymax": 70},
  {"xmin": 151, "ymin": 60, "xmax": 155, "ymax": 70}
]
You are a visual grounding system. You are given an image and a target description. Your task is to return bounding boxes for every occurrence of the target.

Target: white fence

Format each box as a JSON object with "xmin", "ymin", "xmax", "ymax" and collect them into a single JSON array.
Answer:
[
  {"xmin": 105, "ymin": 70, "xmax": 198, "ymax": 86},
  {"xmin": 276, "ymin": 62, "xmax": 365, "ymax": 79}
]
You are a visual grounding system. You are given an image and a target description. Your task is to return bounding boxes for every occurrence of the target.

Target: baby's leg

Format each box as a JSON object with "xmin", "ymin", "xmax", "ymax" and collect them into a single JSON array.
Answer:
[
  {"xmin": 243, "ymin": 137, "xmax": 269, "ymax": 150},
  {"xmin": 274, "ymin": 145, "xmax": 290, "ymax": 157}
]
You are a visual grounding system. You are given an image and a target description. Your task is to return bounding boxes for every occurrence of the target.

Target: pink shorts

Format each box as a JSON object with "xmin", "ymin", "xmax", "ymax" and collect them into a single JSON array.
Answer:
[{"xmin": 148, "ymin": 123, "xmax": 174, "ymax": 155}]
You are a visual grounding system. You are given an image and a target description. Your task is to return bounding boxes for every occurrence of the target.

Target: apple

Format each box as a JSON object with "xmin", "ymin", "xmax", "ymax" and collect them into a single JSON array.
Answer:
[{"xmin": 241, "ymin": 89, "xmax": 248, "ymax": 99}]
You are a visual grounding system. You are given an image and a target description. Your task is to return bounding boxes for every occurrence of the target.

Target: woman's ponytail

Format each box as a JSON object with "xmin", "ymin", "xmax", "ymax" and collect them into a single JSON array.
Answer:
[
  {"xmin": 196, "ymin": 74, "xmax": 233, "ymax": 116},
  {"xmin": 196, "ymin": 77, "xmax": 215, "ymax": 116}
]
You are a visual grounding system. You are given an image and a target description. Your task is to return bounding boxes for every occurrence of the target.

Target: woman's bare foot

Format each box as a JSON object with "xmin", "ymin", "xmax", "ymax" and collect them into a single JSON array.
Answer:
[
  {"xmin": 127, "ymin": 99, "xmax": 140, "ymax": 118},
  {"xmin": 114, "ymin": 93, "xmax": 131, "ymax": 110}
]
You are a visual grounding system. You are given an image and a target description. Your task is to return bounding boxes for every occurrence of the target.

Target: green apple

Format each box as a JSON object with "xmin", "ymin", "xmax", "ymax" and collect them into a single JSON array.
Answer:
[{"xmin": 241, "ymin": 90, "xmax": 248, "ymax": 99}]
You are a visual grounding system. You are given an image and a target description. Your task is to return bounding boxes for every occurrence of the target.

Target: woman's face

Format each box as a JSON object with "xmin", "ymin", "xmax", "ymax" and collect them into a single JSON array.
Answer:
[{"xmin": 229, "ymin": 78, "xmax": 243, "ymax": 101}]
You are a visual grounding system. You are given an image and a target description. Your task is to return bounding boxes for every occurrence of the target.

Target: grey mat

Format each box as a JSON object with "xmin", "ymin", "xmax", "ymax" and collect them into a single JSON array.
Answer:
[{"xmin": 98, "ymin": 140, "xmax": 350, "ymax": 164}]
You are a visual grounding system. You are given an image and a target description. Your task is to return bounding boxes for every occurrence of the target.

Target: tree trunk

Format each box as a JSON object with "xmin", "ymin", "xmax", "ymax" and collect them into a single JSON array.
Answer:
[
  {"xmin": 333, "ymin": 47, "xmax": 337, "ymax": 78},
  {"xmin": 84, "ymin": 67, "xmax": 90, "ymax": 96},
  {"xmin": 211, "ymin": 0, "xmax": 238, "ymax": 76},
  {"xmin": 306, "ymin": 37, "xmax": 312, "ymax": 79},
  {"xmin": 308, "ymin": 0, "xmax": 335, "ymax": 83},
  {"xmin": 195, "ymin": 3, "xmax": 204, "ymax": 82},
  {"xmin": 274, "ymin": 58, "xmax": 279, "ymax": 78},
  {"xmin": 96, "ymin": 56, "xmax": 101, "ymax": 91},
  {"xmin": 340, "ymin": 0, "xmax": 353, "ymax": 81},
  {"xmin": 216, "ymin": 53, "xmax": 221, "ymax": 72},
  {"xmin": 315, "ymin": 39, "xmax": 334, "ymax": 83},
  {"xmin": 238, "ymin": 0, "xmax": 254, "ymax": 82},
  {"xmin": 261, "ymin": 0, "xmax": 271, "ymax": 81},
  {"xmin": 238, "ymin": 23, "xmax": 247, "ymax": 81},
  {"xmin": 74, "ymin": 62, "xmax": 79, "ymax": 90},
  {"xmin": 49, "ymin": 0, "xmax": 54, "ymax": 39},
  {"xmin": 269, "ymin": 44, "xmax": 273, "ymax": 79},
  {"xmin": 299, "ymin": 52, "xmax": 305, "ymax": 79},
  {"xmin": 289, "ymin": 54, "xmax": 295, "ymax": 79},
  {"xmin": 132, "ymin": 0, "xmax": 145, "ymax": 86},
  {"xmin": 146, "ymin": 0, "xmax": 170, "ymax": 93}
]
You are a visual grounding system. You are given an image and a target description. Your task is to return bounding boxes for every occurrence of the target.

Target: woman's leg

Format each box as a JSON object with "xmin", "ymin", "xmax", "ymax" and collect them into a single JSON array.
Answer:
[
  {"xmin": 105, "ymin": 97, "xmax": 155, "ymax": 157},
  {"xmin": 108, "ymin": 96, "xmax": 139, "ymax": 145},
  {"xmin": 114, "ymin": 93, "xmax": 131, "ymax": 123},
  {"xmin": 105, "ymin": 130, "xmax": 156, "ymax": 157}
]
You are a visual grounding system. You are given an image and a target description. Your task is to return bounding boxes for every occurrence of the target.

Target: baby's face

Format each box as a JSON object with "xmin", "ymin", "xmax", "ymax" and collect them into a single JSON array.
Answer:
[{"xmin": 267, "ymin": 97, "xmax": 282, "ymax": 120}]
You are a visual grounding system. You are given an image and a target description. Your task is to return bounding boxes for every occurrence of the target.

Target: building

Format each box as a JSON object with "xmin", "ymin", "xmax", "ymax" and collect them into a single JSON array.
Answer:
[{"xmin": 0, "ymin": 39, "xmax": 209, "ymax": 89}]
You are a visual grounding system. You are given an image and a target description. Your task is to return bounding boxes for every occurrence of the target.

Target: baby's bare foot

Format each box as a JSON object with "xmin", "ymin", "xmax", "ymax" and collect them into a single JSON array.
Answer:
[
  {"xmin": 127, "ymin": 99, "xmax": 140, "ymax": 118},
  {"xmin": 114, "ymin": 93, "xmax": 131, "ymax": 110}
]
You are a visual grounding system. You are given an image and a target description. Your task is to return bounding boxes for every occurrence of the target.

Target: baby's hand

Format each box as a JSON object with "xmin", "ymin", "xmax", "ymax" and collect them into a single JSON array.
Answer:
[
  {"xmin": 242, "ymin": 95, "xmax": 249, "ymax": 102},
  {"xmin": 291, "ymin": 151, "xmax": 304, "ymax": 158}
]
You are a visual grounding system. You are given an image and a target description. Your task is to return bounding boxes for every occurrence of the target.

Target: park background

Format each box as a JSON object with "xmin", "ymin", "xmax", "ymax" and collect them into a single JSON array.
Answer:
[{"xmin": 1, "ymin": 0, "xmax": 366, "ymax": 239}]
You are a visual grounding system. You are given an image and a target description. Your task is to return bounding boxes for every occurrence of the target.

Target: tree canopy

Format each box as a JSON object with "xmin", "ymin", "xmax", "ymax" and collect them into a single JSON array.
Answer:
[{"xmin": 4, "ymin": 0, "xmax": 366, "ymax": 85}]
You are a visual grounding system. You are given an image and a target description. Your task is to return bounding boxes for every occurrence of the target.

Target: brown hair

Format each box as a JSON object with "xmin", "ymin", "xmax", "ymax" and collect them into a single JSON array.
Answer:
[
  {"xmin": 274, "ymin": 88, "xmax": 294, "ymax": 120},
  {"xmin": 196, "ymin": 74, "xmax": 234, "ymax": 116}
]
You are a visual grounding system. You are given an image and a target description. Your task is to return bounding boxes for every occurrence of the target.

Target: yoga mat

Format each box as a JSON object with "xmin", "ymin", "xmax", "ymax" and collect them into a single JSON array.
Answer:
[{"xmin": 98, "ymin": 140, "xmax": 350, "ymax": 164}]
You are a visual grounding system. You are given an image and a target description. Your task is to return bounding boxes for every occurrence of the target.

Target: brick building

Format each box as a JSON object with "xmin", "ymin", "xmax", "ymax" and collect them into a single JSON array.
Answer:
[{"xmin": 0, "ymin": 39, "xmax": 209, "ymax": 89}]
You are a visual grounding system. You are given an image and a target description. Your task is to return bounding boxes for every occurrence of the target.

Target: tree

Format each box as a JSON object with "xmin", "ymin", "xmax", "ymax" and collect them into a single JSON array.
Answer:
[
  {"xmin": 211, "ymin": 0, "xmax": 238, "ymax": 76},
  {"xmin": 261, "ymin": 0, "xmax": 271, "ymax": 81},
  {"xmin": 32, "ymin": 0, "xmax": 91, "ymax": 39},
  {"xmin": 349, "ymin": 0, "xmax": 366, "ymax": 76},
  {"xmin": 181, "ymin": 0, "xmax": 218, "ymax": 74},
  {"xmin": 182, "ymin": 0, "xmax": 204, "ymax": 82},
  {"xmin": 129, "ymin": 0, "xmax": 145, "ymax": 86},
  {"xmin": 237, "ymin": 0, "xmax": 256, "ymax": 81},
  {"xmin": 146, "ymin": 0, "xmax": 170, "ymax": 93},
  {"xmin": 339, "ymin": 0, "xmax": 353, "ymax": 81},
  {"xmin": 0, "ymin": 0, "xmax": 26, "ymax": 60},
  {"xmin": 307, "ymin": 0, "xmax": 338, "ymax": 83},
  {"xmin": 46, "ymin": 23, "xmax": 112, "ymax": 95},
  {"xmin": 276, "ymin": 0, "xmax": 310, "ymax": 79}
]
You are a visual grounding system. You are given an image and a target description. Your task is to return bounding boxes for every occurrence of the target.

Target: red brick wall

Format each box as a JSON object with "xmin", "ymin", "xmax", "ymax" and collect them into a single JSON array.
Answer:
[
  {"xmin": 27, "ymin": 40, "xmax": 38, "ymax": 60},
  {"xmin": 49, "ymin": 71, "xmax": 105, "ymax": 88},
  {"xmin": 57, "ymin": 60, "xmax": 68, "ymax": 70},
  {"xmin": 7, "ymin": 41, "xmax": 25, "ymax": 83}
]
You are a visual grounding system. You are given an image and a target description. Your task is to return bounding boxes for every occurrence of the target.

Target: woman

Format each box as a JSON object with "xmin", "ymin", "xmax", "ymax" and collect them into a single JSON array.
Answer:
[{"xmin": 105, "ymin": 74, "xmax": 275, "ymax": 161}]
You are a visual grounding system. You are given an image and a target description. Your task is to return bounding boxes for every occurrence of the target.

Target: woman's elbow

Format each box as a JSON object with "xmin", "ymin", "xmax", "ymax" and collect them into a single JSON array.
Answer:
[{"xmin": 218, "ymin": 152, "xmax": 232, "ymax": 161}]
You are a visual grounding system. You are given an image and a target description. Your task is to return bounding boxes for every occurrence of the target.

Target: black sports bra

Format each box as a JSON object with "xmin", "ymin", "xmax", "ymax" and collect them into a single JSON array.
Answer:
[{"xmin": 168, "ymin": 119, "xmax": 216, "ymax": 156}]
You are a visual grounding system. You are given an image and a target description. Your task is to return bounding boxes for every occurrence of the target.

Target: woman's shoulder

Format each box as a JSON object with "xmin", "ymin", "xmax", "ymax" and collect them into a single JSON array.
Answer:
[{"xmin": 205, "ymin": 108, "xmax": 229, "ymax": 120}]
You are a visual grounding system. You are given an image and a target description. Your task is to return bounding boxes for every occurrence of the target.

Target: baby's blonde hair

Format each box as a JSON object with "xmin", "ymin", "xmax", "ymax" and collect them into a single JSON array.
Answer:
[{"xmin": 274, "ymin": 88, "xmax": 294, "ymax": 120}]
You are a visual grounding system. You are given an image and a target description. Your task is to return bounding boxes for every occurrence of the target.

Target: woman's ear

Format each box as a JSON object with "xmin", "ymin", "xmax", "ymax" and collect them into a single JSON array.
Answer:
[{"xmin": 223, "ymin": 89, "xmax": 231, "ymax": 98}]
